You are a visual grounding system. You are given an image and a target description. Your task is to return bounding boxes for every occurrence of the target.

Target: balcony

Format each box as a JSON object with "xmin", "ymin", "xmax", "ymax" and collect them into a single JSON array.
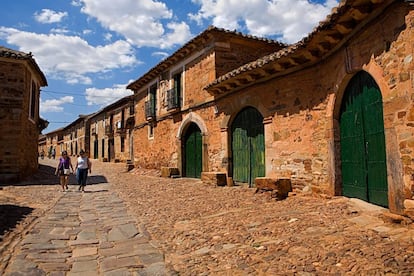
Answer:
[
  {"xmin": 115, "ymin": 121, "xmax": 126, "ymax": 134},
  {"xmin": 125, "ymin": 116, "xmax": 135, "ymax": 129},
  {"xmin": 145, "ymin": 100, "xmax": 156, "ymax": 120},
  {"xmin": 166, "ymin": 88, "xmax": 180, "ymax": 111},
  {"xmin": 105, "ymin": 125, "xmax": 113, "ymax": 136}
]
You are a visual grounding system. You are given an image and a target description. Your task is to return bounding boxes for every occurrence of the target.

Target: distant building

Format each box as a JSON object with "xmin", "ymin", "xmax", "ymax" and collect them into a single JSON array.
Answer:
[
  {"xmin": 60, "ymin": 114, "xmax": 93, "ymax": 157},
  {"xmin": 89, "ymin": 95, "xmax": 134, "ymax": 162},
  {"xmin": 42, "ymin": 128, "xmax": 63, "ymax": 159},
  {"xmin": 0, "ymin": 46, "xmax": 47, "ymax": 183}
]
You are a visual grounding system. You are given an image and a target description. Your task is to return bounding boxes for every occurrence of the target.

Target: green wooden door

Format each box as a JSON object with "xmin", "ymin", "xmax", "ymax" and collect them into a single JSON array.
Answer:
[
  {"xmin": 340, "ymin": 72, "xmax": 388, "ymax": 207},
  {"xmin": 184, "ymin": 123, "xmax": 202, "ymax": 178},
  {"xmin": 232, "ymin": 107, "xmax": 265, "ymax": 187}
]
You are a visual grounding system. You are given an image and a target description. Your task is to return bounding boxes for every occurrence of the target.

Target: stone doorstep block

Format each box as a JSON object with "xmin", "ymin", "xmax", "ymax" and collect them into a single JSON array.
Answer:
[
  {"xmin": 255, "ymin": 177, "xmax": 292, "ymax": 200},
  {"xmin": 160, "ymin": 167, "xmax": 180, "ymax": 178},
  {"xmin": 201, "ymin": 172, "xmax": 227, "ymax": 186}
]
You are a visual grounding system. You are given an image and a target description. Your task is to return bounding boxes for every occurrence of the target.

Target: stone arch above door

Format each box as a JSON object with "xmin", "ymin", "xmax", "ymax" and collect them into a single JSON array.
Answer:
[
  {"xmin": 177, "ymin": 112, "xmax": 208, "ymax": 139},
  {"xmin": 220, "ymin": 103, "xmax": 268, "ymax": 130}
]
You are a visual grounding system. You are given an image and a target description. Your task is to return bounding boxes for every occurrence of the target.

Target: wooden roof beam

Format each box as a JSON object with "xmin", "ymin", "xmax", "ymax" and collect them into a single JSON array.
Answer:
[
  {"xmin": 279, "ymin": 57, "xmax": 300, "ymax": 68},
  {"xmin": 298, "ymin": 49, "xmax": 319, "ymax": 61},
  {"xmin": 270, "ymin": 62, "xmax": 286, "ymax": 72},
  {"xmin": 349, "ymin": 5, "xmax": 371, "ymax": 21},
  {"xmin": 290, "ymin": 54, "xmax": 311, "ymax": 64},
  {"xmin": 261, "ymin": 66, "xmax": 279, "ymax": 75},
  {"xmin": 221, "ymin": 81, "xmax": 238, "ymax": 90},
  {"xmin": 316, "ymin": 41, "xmax": 333, "ymax": 52},
  {"xmin": 335, "ymin": 20, "xmax": 356, "ymax": 34},
  {"xmin": 247, "ymin": 72, "xmax": 265, "ymax": 80},
  {"xmin": 370, "ymin": 0, "xmax": 384, "ymax": 4},
  {"xmin": 324, "ymin": 32, "xmax": 343, "ymax": 44}
]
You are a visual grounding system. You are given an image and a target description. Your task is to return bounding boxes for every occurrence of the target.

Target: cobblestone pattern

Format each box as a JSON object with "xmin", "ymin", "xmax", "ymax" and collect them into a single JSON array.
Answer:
[
  {"xmin": 0, "ymin": 159, "xmax": 170, "ymax": 275},
  {"xmin": 111, "ymin": 173, "xmax": 414, "ymax": 275},
  {"xmin": 1, "ymin": 158, "xmax": 414, "ymax": 275}
]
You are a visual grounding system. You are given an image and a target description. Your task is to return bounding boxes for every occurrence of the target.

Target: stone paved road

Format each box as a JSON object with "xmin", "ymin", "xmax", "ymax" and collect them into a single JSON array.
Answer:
[
  {"xmin": 2, "ymin": 158, "xmax": 414, "ymax": 275},
  {"xmin": 0, "ymin": 158, "xmax": 170, "ymax": 275}
]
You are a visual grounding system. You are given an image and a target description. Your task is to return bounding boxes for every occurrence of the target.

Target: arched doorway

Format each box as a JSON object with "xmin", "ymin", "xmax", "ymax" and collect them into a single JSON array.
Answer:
[
  {"xmin": 339, "ymin": 71, "xmax": 388, "ymax": 207},
  {"xmin": 183, "ymin": 123, "xmax": 202, "ymax": 178},
  {"xmin": 231, "ymin": 107, "xmax": 265, "ymax": 187}
]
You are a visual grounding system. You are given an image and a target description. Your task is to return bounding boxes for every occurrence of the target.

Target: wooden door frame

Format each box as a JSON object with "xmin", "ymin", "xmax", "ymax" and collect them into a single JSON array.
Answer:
[
  {"xmin": 332, "ymin": 69, "xmax": 403, "ymax": 212},
  {"xmin": 230, "ymin": 106, "xmax": 265, "ymax": 187},
  {"xmin": 177, "ymin": 112, "xmax": 208, "ymax": 177}
]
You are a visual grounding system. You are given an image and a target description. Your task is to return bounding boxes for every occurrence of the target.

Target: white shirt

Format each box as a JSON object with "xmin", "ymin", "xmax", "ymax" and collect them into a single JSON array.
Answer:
[{"xmin": 77, "ymin": 156, "xmax": 89, "ymax": 169}]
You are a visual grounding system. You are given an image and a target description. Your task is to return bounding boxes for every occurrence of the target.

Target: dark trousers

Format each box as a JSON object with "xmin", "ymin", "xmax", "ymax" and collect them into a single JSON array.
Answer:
[{"xmin": 76, "ymin": 168, "xmax": 88, "ymax": 186}]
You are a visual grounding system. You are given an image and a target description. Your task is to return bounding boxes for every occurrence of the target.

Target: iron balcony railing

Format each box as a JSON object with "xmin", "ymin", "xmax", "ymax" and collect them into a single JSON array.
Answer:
[
  {"xmin": 145, "ymin": 100, "xmax": 156, "ymax": 120},
  {"xmin": 105, "ymin": 125, "xmax": 113, "ymax": 135},
  {"xmin": 166, "ymin": 88, "xmax": 180, "ymax": 111}
]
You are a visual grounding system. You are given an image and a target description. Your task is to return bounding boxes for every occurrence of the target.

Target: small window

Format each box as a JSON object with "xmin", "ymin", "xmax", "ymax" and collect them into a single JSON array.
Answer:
[
  {"xmin": 129, "ymin": 104, "xmax": 135, "ymax": 115},
  {"xmin": 101, "ymin": 139, "xmax": 105, "ymax": 157},
  {"xmin": 121, "ymin": 137, "xmax": 125, "ymax": 152}
]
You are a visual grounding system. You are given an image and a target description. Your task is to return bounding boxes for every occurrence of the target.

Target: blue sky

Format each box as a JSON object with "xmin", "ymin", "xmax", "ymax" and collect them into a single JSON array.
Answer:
[{"xmin": 0, "ymin": 0, "xmax": 338, "ymax": 133}]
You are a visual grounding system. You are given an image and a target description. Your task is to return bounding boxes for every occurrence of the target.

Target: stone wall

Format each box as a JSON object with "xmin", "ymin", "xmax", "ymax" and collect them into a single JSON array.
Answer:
[
  {"xmin": 210, "ymin": 3, "xmax": 414, "ymax": 213},
  {"xmin": 0, "ymin": 60, "xmax": 41, "ymax": 183},
  {"xmin": 126, "ymin": 2, "xmax": 414, "ymax": 214}
]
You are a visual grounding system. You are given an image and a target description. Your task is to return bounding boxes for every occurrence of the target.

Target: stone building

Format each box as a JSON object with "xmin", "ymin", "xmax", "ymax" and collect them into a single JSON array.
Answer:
[
  {"xmin": 127, "ymin": 26, "xmax": 285, "ymax": 174},
  {"xmin": 0, "ymin": 46, "xmax": 47, "ymax": 183},
  {"xmin": 126, "ymin": 0, "xmax": 414, "ymax": 216},
  {"xmin": 89, "ymin": 95, "xmax": 134, "ymax": 162},
  {"xmin": 205, "ymin": 0, "xmax": 414, "ymax": 215},
  {"xmin": 43, "ymin": 128, "xmax": 63, "ymax": 159},
  {"xmin": 38, "ymin": 134, "xmax": 46, "ymax": 156},
  {"xmin": 60, "ymin": 114, "xmax": 92, "ymax": 157}
]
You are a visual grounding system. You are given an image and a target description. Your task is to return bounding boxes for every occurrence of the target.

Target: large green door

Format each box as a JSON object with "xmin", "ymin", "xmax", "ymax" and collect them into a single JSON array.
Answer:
[
  {"xmin": 184, "ymin": 123, "xmax": 202, "ymax": 178},
  {"xmin": 232, "ymin": 107, "xmax": 265, "ymax": 187},
  {"xmin": 340, "ymin": 71, "xmax": 388, "ymax": 207}
]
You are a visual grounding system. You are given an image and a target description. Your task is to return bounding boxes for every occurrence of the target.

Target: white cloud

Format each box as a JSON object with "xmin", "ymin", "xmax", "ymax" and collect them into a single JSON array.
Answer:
[
  {"xmin": 85, "ymin": 83, "xmax": 133, "ymax": 106},
  {"xmin": 50, "ymin": 28, "xmax": 70, "ymax": 34},
  {"xmin": 0, "ymin": 27, "xmax": 138, "ymax": 84},
  {"xmin": 103, "ymin": 32, "xmax": 112, "ymax": 42},
  {"xmin": 71, "ymin": 0, "xmax": 82, "ymax": 7},
  {"xmin": 78, "ymin": 0, "xmax": 192, "ymax": 48},
  {"xmin": 189, "ymin": 0, "xmax": 339, "ymax": 43},
  {"xmin": 151, "ymin": 51, "xmax": 169, "ymax": 60},
  {"xmin": 34, "ymin": 9, "xmax": 68, "ymax": 24},
  {"xmin": 40, "ymin": 96, "xmax": 74, "ymax": 113}
]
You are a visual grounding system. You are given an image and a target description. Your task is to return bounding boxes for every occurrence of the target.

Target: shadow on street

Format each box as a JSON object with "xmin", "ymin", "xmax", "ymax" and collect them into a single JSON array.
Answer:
[
  {"xmin": 0, "ymin": 204, "xmax": 33, "ymax": 241},
  {"xmin": 11, "ymin": 164, "xmax": 108, "ymax": 186}
]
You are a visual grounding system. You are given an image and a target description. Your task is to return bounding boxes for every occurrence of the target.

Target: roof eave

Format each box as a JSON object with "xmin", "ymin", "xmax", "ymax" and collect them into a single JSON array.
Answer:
[
  {"xmin": 126, "ymin": 26, "xmax": 286, "ymax": 92},
  {"xmin": 205, "ymin": 0, "xmax": 397, "ymax": 95}
]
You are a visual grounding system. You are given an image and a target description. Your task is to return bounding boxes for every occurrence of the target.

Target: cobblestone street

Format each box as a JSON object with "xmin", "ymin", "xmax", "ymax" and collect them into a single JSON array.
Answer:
[{"xmin": 1, "ymin": 158, "xmax": 414, "ymax": 275}]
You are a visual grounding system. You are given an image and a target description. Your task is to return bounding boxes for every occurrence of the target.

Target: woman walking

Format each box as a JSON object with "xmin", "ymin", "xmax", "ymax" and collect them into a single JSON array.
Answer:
[
  {"xmin": 75, "ymin": 149, "xmax": 92, "ymax": 192},
  {"xmin": 55, "ymin": 151, "xmax": 74, "ymax": 192}
]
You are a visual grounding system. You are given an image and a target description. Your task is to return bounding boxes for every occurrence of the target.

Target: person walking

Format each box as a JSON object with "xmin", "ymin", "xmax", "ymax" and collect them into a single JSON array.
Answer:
[
  {"xmin": 75, "ymin": 149, "xmax": 92, "ymax": 192},
  {"xmin": 55, "ymin": 150, "xmax": 74, "ymax": 192}
]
